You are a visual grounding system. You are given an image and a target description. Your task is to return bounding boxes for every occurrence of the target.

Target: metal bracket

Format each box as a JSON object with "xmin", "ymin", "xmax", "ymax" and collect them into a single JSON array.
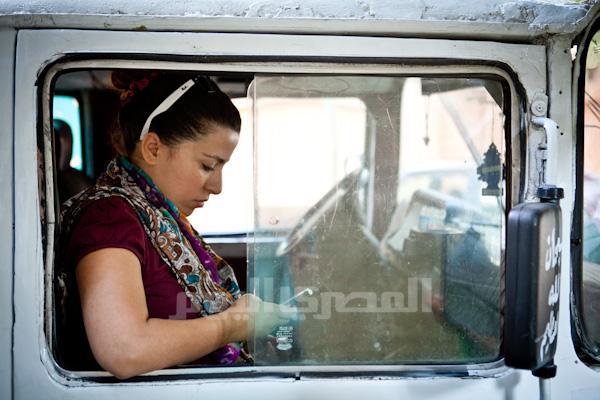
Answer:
[
  {"xmin": 532, "ymin": 116, "xmax": 559, "ymax": 186},
  {"xmin": 531, "ymin": 93, "xmax": 548, "ymax": 117}
]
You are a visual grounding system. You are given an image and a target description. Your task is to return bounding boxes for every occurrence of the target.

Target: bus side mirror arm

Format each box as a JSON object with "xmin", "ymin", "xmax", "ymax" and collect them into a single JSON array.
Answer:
[{"xmin": 531, "ymin": 116, "xmax": 560, "ymax": 187}]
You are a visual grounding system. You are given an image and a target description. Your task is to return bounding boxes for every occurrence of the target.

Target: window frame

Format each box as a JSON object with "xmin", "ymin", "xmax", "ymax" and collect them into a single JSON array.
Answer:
[
  {"xmin": 572, "ymin": 14, "xmax": 600, "ymax": 368},
  {"xmin": 40, "ymin": 58, "xmax": 518, "ymax": 384}
]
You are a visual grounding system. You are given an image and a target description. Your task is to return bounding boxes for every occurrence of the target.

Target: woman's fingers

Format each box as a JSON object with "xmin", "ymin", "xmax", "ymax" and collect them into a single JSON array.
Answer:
[
  {"xmin": 228, "ymin": 294, "xmax": 299, "ymax": 338},
  {"xmin": 276, "ymin": 304, "xmax": 298, "ymax": 323}
]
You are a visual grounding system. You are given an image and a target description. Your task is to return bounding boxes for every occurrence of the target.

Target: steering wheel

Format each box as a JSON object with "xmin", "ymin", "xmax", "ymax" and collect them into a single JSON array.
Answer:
[{"xmin": 276, "ymin": 169, "xmax": 368, "ymax": 257}]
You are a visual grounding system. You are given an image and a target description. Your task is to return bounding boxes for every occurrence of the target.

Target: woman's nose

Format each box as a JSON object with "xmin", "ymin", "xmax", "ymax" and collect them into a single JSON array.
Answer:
[{"xmin": 205, "ymin": 169, "xmax": 222, "ymax": 195}]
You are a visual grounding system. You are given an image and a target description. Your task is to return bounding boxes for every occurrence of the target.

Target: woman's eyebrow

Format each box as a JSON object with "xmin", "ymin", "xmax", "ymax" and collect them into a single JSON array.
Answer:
[{"xmin": 201, "ymin": 152, "xmax": 227, "ymax": 164}]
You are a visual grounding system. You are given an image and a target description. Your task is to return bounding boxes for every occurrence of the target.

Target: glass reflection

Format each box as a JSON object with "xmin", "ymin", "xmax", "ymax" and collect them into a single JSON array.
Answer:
[{"xmin": 250, "ymin": 75, "xmax": 506, "ymax": 365}]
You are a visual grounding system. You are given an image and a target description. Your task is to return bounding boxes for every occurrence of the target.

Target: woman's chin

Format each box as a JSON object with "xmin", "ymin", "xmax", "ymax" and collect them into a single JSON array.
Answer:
[
  {"xmin": 181, "ymin": 201, "xmax": 204, "ymax": 216},
  {"xmin": 180, "ymin": 206, "xmax": 194, "ymax": 216}
]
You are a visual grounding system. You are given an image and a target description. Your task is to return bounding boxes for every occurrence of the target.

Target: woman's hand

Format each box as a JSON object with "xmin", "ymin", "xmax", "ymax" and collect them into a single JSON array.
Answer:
[{"xmin": 222, "ymin": 294, "xmax": 297, "ymax": 341}]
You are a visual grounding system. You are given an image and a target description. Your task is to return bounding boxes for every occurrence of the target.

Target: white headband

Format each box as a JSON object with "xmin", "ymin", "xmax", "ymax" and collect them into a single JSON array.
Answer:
[
  {"xmin": 138, "ymin": 78, "xmax": 194, "ymax": 141},
  {"xmin": 138, "ymin": 76, "xmax": 216, "ymax": 141}
]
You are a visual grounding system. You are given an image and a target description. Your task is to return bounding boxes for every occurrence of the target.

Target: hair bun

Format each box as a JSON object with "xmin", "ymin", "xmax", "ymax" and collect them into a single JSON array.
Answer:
[{"xmin": 111, "ymin": 70, "xmax": 161, "ymax": 101}]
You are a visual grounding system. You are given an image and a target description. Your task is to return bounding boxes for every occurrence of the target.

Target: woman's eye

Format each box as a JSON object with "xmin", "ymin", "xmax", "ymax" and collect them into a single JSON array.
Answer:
[{"xmin": 202, "ymin": 164, "xmax": 215, "ymax": 172}]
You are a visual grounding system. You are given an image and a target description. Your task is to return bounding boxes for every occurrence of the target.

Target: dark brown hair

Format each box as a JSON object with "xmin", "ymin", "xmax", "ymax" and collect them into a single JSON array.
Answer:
[{"xmin": 110, "ymin": 70, "xmax": 241, "ymax": 156}]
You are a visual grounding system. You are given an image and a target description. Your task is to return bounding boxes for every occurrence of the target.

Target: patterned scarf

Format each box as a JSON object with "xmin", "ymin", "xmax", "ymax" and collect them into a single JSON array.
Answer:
[{"xmin": 60, "ymin": 156, "xmax": 246, "ymax": 364}]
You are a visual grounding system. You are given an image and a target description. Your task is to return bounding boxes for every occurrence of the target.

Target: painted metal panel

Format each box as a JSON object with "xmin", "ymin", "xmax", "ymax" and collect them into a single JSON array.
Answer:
[
  {"xmin": 12, "ymin": 28, "xmax": 548, "ymax": 399},
  {"xmin": 0, "ymin": 27, "xmax": 15, "ymax": 400},
  {"xmin": 0, "ymin": 0, "xmax": 596, "ymax": 41}
]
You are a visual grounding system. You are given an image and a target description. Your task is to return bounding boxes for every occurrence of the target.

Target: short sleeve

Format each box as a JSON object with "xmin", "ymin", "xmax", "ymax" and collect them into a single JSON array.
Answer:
[{"xmin": 65, "ymin": 196, "xmax": 146, "ymax": 266}]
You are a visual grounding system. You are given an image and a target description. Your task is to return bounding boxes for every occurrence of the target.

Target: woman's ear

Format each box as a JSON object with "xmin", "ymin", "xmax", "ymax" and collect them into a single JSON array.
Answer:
[{"xmin": 139, "ymin": 131, "xmax": 162, "ymax": 165}]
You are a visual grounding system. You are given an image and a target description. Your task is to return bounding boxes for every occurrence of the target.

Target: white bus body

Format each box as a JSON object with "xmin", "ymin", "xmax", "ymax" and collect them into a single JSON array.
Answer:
[{"xmin": 1, "ymin": 1, "xmax": 600, "ymax": 399}]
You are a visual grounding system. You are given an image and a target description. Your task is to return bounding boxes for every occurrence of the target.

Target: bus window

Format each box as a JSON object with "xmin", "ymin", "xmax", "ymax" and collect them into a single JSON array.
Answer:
[
  {"xmin": 250, "ymin": 75, "xmax": 506, "ymax": 365},
  {"xmin": 579, "ymin": 29, "xmax": 600, "ymax": 362},
  {"xmin": 45, "ymin": 67, "xmax": 508, "ymax": 377}
]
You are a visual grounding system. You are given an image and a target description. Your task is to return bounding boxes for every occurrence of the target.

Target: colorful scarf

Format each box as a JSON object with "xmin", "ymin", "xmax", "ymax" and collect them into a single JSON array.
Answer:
[{"xmin": 59, "ymin": 156, "xmax": 246, "ymax": 365}]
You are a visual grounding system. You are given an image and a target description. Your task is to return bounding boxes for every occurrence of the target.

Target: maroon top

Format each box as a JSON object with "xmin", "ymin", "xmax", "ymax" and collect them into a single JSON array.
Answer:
[
  {"xmin": 66, "ymin": 196, "xmax": 198, "ymax": 320},
  {"xmin": 64, "ymin": 196, "xmax": 214, "ymax": 369}
]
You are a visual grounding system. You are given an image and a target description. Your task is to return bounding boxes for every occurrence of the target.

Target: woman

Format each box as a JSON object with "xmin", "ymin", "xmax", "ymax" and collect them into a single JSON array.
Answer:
[{"xmin": 57, "ymin": 70, "xmax": 291, "ymax": 379}]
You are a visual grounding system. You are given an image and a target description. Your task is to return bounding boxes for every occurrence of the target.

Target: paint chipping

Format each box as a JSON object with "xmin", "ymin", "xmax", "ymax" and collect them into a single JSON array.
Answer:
[{"xmin": 0, "ymin": 0, "xmax": 594, "ymax": 32}]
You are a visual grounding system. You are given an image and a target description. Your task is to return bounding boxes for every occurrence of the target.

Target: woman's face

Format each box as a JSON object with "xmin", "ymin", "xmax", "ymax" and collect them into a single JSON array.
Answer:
[{"xmin": 146, "ymin": 124, "xmax": 239, "ymax": 216}]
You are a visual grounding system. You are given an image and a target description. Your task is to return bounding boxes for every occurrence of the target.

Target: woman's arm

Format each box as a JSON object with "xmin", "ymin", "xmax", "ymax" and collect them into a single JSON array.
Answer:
[{"xmin": 76, "ymin": 248, "xmax": 247, "ymax": 379}]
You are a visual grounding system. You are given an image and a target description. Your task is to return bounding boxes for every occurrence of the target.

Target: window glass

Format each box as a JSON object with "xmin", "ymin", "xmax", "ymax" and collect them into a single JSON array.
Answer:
[
  {"xmin": 254, "ymin": 94, "xmax": 366, "ymax": 230},
  {"xmin": 581, "ymin": 32, "xmax": 600, "ymax": 354},
  {"xmin": 53, "ymin": 95, "xmax": 83, "ymax": 171},
  {"xmin": 250, "ymin": 75, "xmax": 506, "ymax": 365}
]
